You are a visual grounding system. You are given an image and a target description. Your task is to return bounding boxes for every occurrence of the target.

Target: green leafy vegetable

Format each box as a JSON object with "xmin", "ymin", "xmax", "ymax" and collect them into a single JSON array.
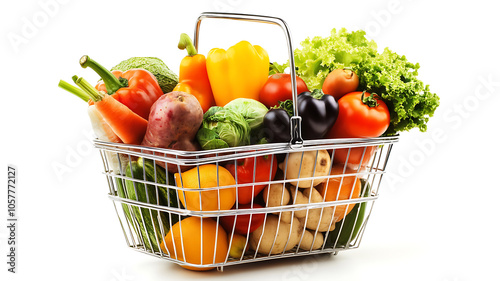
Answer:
[
  {"xmin": 111, "ymin": 57, "xmax": 179, "ymax": 93},
  {"xmin": 276, "ymin": 28, "xmax": 439, "ymax": 135},
  {"xmin": 269, "ymin": 62, "xmax": 287, "ymax": 75},
  {"xmin": 224, "ymin": 98, "xmax": 268, "ymax": 132},
  {"xmin": 196, "ymin": 106, "xmax": 251, "ymax": 150}
]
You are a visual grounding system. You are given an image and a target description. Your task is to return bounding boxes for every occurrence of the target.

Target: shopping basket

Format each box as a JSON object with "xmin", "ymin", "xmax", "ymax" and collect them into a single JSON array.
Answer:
[{"xmin": 94, "ymin": 12, "xmax": 399, "ymax": 271}]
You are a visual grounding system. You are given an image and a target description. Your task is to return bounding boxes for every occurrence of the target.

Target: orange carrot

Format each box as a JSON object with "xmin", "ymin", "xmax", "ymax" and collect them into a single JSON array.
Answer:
[
  {"xmin": 94, "ymin": 94, "xmax": 148, "ymax": 144},
  {"xmin": 59, "ymin": 79, "xmax": 123, "ymax": 143},
  {"xmin": 87, "ymin": 105, "xmax": 123, "ymax": 143},
  {"xmin": 73, "ymin": 76, "xmax": 148, "ymax": 145}
]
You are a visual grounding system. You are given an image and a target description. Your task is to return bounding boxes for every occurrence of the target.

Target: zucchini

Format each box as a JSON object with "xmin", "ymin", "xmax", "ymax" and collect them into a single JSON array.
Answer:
[
  {"xmin": 118, "ymin": 158, "xmax": 179, "ymax": 252},
  {"xmin": 325, "ymin": 179, "xmax": 371, "ymax": 248},
  {"xmin": 115, "ymin": 177, "xmax": 138, "ymax": 238}
]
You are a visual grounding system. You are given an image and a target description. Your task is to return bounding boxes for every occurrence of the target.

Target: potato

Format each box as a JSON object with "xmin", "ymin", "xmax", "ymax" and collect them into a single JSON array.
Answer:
[
  {"xmin": 298, "ymin": 230, "xmax": 324, "ymax": 251},
  {"xmin": 142, "ymin": 91, "xmax": 202, "ymax": 149},
  {"xmin": 290, "ymin": 187, "xmax": 336, "ymax": 232},
  {"xmin": 279, "ymin": 211, "xmax": 293, "ymax": 224},
  {"xmin": 263, "ymin": 183, "xmax": 293, "ymax": 223},
  {"xmin": 279, "ymin": 150, "xmax": 331, "ymax": 188},
  {"xmin": 263, "ymin": 183, "xmax": 290, "ymax": 207},
  {"xmin": 141, "ymin": 91, "xmax": 203, "ymax": 172},
  {"xmin": 287, "ymin": 186, "xmax": 310, "ymax": 218},
  {"xmin": 249, "ymin": 215, "xmax": 301, "ymax": 254}
]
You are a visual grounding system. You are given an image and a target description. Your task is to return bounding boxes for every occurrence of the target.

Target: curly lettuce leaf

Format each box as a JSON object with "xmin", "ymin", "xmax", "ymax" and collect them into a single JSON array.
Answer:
[
  {"xmin": 357, "ymin": 48, "xmax": 440, "ymax": 134},
  {"xmin": 276, "ymin": 28, "xmax": 439, "ymax": 135}
]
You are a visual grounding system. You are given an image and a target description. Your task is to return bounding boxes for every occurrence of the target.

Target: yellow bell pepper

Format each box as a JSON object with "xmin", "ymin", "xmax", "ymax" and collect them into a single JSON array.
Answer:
[{"xmin": 206, "ymin": 41, "xmax": 269, "ymax": 106}]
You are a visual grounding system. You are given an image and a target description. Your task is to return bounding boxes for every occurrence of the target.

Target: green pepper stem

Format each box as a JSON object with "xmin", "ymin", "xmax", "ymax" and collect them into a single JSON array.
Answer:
[
  {"xmin": 276, "ymin": 100, "xmax": 294, "ymax": 117},
  {"xmin": 72, "ymin": 75, "xmax": 105, "ymax": 102},
  {"xmin": 58, "ymin": 79, "xmax": 90, "ymax": 102},
  {"xmin": 178, "ymin": 33, "xmax": 198, "ymax": 56},
  {"xmin": 79, "ymin": 55, "xmax": 127, "ymax": 95},
  {"xmin": 311, "ymin": 89, "xmax": 324, "ymax": 99}
]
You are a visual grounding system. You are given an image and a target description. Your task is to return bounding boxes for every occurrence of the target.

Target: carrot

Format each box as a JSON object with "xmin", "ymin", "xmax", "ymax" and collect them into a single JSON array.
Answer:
[
  {"xmin": 59, "ymin": 79, "xmax": 123, "ymax": 143},
  {"xmin": 73, "ymin": 76, "xmax": 148, "ymax": 145},
  {"xmin": 58, "ymin": 79, "xmax": 89, "ymax": 102},
  {"xmin": 87, "ymin": 105, "xmax": 122, "ymax": 143},
  {"xmin": 94, "ymin": 94, "xmax": 148, "ymax": 144}
]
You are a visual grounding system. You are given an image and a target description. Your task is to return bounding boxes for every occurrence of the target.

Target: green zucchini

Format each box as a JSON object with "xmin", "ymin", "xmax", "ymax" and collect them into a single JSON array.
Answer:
[
  {"xmin": 117, "ymin": 158, "xmax": 179, "ymax": 252},
  {"xmin": 325, "ymin": 179, "xmax": 371, "ymax": 248},
  {"xmin": 115, "ymin": 177, "xmax": 138, "ymax": 238}
]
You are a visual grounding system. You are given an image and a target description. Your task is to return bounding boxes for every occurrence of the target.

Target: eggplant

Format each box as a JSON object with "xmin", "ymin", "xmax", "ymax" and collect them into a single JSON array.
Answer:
[
  {"xmin": 297, "ymin": 90, "xmax": 339, "ymax": 140},
  {"xmin": 262, "ymin": 108, "xmax": 291, "ymax": 143},
  {"xmin": 263, "ymin": 90, "xmax": 339, "ymax": 142}
]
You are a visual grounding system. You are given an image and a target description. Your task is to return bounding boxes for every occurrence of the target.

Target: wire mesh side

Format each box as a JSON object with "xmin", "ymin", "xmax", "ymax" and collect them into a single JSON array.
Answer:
[{"xmin": 97, "ymin": 138, "xmax": 397, "ymax": 269}]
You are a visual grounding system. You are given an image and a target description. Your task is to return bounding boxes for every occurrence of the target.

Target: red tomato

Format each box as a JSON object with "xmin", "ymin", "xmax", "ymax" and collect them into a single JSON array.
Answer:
[
  {"xmin": 333, "ymin": 145, "xmax": 376, "ymax": 170},
  {"xmin": 328, "ymin": 91, "xmax": 390, "ymax": 139},
  {"xmin": 259, "ymin": 74, "xmax": 309, "ymax": 108},
  {"xmin": 225, "ymin": 155, "xmax": 278, "ymax": 204},
  {"xmin": 322, "ymin": 69, "xmax": 359, "ymax": 100},
  {"xmin": 219, "ymin": 203, "xmax": 265, "ymax": 235},
  {"xmin": 327, "ymin": 91, "xmax": 389, "ymax": 168}
]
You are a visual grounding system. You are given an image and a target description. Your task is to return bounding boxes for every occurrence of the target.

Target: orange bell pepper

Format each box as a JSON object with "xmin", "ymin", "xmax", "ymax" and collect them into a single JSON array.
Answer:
[{"xmin": 173, "ymin": 33, "xmax": 215, "ymax": 113}]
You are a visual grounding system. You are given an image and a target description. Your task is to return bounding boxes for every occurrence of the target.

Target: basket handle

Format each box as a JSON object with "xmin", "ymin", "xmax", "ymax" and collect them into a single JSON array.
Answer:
[{"xmin": 193, "ymin": 12, "xmax": 303, "ymax": 148}]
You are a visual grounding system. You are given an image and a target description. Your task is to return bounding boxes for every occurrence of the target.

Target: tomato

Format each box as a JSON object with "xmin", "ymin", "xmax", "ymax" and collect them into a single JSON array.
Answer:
[
  {"xmin": 333, "ymin": 145, "xmax": 377, "ymax": 170},
  {"xmin": 328, "ymin": 91, "xmax": 390, "ymax": 138},
  {"xmin": 259, "ymin": 73, "xmax": 309, "ymax": 108},
  {"xmin": 225, "ymin": 154, "xmax": 278, "ymax": 204},
  {"xmin": 322, "ymin": 69, "xmax": 359, "ymax": 100},
  {"xmin": 219, "ymin": 203, "xmax": 265, "ymax": 235},
  {"xmin": 327, "ymin": 91, "xmax": 389, "ymax": 168}
]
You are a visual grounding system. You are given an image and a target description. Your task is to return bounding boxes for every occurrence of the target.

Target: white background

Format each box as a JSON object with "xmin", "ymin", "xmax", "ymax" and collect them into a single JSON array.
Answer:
[{"xmin": 1, "ymin": 0, "xmax": 499, "ymax": 280}]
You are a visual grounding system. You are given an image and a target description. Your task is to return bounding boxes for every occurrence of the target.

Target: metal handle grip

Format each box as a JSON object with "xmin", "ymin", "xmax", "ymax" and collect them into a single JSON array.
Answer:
[{"xmin": 193, "ymin": 12, "xmax": 303, "ymax": 147}]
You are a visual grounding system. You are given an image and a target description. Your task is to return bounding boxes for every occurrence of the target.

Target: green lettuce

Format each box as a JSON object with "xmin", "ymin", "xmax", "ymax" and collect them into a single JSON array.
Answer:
[{"xmin": 276, "ymin": 28, "xmax": 439, "ymax": 135}]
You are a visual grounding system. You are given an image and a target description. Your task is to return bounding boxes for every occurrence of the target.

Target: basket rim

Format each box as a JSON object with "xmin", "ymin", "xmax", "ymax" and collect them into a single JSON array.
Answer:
[{"xmin": 94, "ymin": 135, "xmax": 399, "ymax": 164}]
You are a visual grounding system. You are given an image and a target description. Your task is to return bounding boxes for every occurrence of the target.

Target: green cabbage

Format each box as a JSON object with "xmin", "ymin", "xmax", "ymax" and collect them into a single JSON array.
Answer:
[
  {"xmin": 196, "ymin": 106, "xmax": 251, "ymax": 150},
  {"xmin": 276, "ymin": 28, "xmax": 439, "ymax": 135},
  {"xmin": 224, "ymin": 98, "xmax": 268, "ymax": 132}
]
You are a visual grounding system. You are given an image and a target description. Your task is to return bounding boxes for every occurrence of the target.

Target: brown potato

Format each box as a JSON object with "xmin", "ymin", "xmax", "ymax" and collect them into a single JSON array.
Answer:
[
  {"xmin": 249, "ymin": 215, "xmax": 301, "ymax": 254},
  {"xmin": 279, "ymin": 150, "xmax": 331, "ymax": 188}
]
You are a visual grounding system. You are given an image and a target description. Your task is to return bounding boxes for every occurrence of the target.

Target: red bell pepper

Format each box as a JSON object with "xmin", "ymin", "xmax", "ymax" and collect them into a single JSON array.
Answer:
[
  {"xmin": 80, "ymin": 55, "xmax": 164, "ymax": 120},
  {"xmin": 219, "ymin": 203, "xmax": 265, "ymax": 235},
  {"xmin": 225, "ymin": 154, "xmax": 278, "ymax": 204}
]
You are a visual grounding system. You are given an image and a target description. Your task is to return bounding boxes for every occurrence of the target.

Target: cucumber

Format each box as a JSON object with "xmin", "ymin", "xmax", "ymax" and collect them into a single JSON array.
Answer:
[
  {"xmin": 115, "ymin": 177, "xmax": 138, "ymax": 237},
  {"xmin": 118, "ymin": 158, "xmax": 179, "ymax": 252},
  {"xmin": 325, "ymin": 179, "xmax": 371, "ymax": 248}
]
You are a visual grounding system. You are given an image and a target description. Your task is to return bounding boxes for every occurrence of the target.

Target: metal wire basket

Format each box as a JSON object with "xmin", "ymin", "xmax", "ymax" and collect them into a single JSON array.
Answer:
[{"xmin": 94, "ymin": 12, "xmax": 399, "ymax": 271}]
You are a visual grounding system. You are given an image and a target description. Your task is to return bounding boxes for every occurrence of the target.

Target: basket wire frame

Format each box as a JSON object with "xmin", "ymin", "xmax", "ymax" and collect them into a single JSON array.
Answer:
[{"xmin": 96, "ymin": 136, "xmax": 398, "ymax": 270}]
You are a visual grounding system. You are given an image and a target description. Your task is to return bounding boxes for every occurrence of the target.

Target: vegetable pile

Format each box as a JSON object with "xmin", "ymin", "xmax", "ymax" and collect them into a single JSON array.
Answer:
[
  {"xmin": 59, "ymin": 28, "xmax": 439, "ymax": 271},
  {"xmin": 275, "ymin": 28, "xmax": 440, "ymax": 135}
]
